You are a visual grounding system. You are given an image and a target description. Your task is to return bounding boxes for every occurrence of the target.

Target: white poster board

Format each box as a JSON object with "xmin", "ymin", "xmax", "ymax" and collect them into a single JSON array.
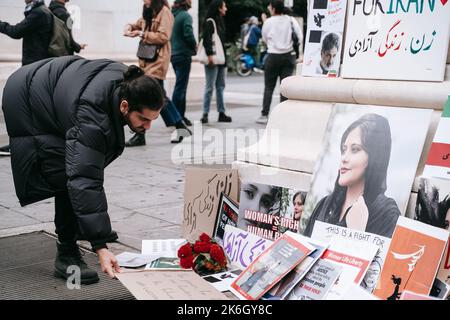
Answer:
[
  {"xmin": 302, "ymin": 0, "xmax": 348, "ymax": 77},
  {"xmin": 342, "ymin": 0, "xmax": 450, "ymax": 81}
]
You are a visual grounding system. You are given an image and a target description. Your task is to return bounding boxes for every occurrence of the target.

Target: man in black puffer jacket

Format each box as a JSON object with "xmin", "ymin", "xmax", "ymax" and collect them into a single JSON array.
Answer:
[
  {"xmin": 2, "ymin": 56, "xmax": 164, "ymax": 283},
  {"xmin": 0, "ymin": 0, "xmax": 53, "ymax": 66}
]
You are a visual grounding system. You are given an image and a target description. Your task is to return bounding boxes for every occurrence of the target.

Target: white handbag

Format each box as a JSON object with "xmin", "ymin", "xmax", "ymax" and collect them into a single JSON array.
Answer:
[{"xmin": 197, "ymin": 18, "xmax": 225, "ymax": 65}]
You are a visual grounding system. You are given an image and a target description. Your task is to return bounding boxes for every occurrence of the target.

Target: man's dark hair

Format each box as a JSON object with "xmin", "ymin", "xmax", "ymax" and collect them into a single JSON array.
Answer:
[
  {"xmin": 270, "ymin": 0, "xmax": 286, "ymax": 14},
  {"xmin": 321, "ymin": 32, "xmax": 340, "ymax": 53},
  {"xmin": 119, "ymin": 65, "xmax": 164, "ymax": 112},
  {"xmin": 172, "ymin": 0, "xmax": 191, "ymax": 10}
]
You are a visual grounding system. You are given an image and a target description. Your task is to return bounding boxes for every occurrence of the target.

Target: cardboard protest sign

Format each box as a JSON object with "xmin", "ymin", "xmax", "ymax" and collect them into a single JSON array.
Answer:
[
  {"xmin": 182, "ymin": 167, "xmax": 238, "ymax": 241},
  {"xmin": 342, "ymin": 0, "xmax": 450, "ymax": 81},
  {"xmin": 116, "ymin": 270, "xmax": 228, "ymax": 300}
]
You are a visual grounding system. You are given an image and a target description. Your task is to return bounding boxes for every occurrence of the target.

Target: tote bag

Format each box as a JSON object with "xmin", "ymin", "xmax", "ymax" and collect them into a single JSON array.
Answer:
[{"xmin": 197, "ymin": 18, "xmax": 225, "ymax": 65}]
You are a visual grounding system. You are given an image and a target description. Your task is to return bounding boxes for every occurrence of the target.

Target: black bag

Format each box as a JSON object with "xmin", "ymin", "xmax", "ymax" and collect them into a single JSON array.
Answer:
[
  {"xmin": 291, "ymin": 19, "xmax": 300, "ymax": 59},
  {"xmin": 137, "ymin": 40, "xmax": 160, "ymax": 62}
]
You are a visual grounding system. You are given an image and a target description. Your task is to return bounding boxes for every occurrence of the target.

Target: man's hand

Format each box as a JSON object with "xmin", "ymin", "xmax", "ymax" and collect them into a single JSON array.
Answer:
[{"xmin": 96, "ymin": 248, "xmax": 121, "ymax": 279}]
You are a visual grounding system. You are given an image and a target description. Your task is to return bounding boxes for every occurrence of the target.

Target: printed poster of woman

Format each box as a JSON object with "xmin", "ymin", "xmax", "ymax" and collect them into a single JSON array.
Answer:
[{"xmin": 301, "ymin": 104, "xmax": 432, "ymax": 238}]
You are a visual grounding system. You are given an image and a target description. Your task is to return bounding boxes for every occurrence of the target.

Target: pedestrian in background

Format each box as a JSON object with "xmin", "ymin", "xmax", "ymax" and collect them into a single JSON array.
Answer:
[
  {"xmin": 200, "ymin": 0, "xmax": 232, "ymax": 124},
  {"xmin": 171, "ymin": 0, "xmax": 197, "ymax": 127},
  {"xmin": 256, "ymin": 0, "xmax": 301, "ymax": 125},
  {"xmin": 49, "ymin": 0, "xmax": 87, "ymax": 55},
  {"xmin": 124, "ymin": 0, "xmax": 191, "ymax": 145},
  {"xmin": 0, "ymin": 0, "xmax": 53, "ymax": 157},
  {"xmin": 242, "ymin": 16, "xmax": 262, "ymax": 68}
]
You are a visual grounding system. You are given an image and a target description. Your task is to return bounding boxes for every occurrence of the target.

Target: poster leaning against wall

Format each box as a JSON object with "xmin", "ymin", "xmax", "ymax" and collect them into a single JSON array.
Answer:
[{"xmin": 341, "ymin": 0, "xmax": 450, "ymax": 81}]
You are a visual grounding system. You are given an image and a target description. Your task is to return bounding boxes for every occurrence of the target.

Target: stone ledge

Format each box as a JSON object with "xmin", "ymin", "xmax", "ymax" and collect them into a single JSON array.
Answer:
[{"xmin": 281, "ymin": 65, "xmax": 450, "ymax": 110}]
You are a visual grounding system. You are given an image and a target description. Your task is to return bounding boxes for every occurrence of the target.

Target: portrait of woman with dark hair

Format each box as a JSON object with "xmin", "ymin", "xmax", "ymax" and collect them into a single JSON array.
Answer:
[
  {"xmin": 303, "ymin": 113, "xmax": 401, "ymax": 238},
  {"xmin": 293, "ymin": 191, "xmax": 307, "ymax": 221}
]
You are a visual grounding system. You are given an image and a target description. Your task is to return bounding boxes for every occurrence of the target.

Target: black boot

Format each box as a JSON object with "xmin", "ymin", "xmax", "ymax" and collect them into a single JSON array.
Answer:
[
  {"xmin": 171, "ymin": 121, "xmax": 192, "ymax": 144},
  {"xmin": 201, "ymin": 113, "xmax": 208, "ymax": 124},
  {"xmin": 125, "ymin": 133, "xmax": 146, "ymax": 147},
  {"xmin": 218, "ymin": 112, "xmax": 232, "ymax": 123},
  {"xmin": 54, "ymin": 240, "xmax": 99, "ymax": 285}
]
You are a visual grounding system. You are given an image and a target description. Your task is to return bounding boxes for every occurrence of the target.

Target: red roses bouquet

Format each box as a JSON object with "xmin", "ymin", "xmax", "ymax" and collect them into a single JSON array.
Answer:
[{"xmin": 178, "ymin": 233, "xmax": 227, "ymax": 275}]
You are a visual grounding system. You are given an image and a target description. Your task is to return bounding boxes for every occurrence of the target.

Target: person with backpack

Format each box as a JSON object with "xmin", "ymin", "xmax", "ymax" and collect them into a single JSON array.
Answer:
[
  {"xmin": 0, "ymin": 0, "xmax": 53, "ymax": 157},
  {"xmin": 49, "ymin": 0, "xmax": 87, "ymax": 55}
]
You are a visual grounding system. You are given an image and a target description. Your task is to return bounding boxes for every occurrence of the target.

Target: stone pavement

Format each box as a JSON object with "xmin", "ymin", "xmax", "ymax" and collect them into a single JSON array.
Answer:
[{"xmin": 0, "ymin": 74, "xmax": 281, "ymax": 254}]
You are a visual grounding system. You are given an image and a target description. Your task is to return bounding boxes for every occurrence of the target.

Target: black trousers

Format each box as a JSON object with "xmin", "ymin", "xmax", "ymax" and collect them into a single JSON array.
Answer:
[
  {"xmin": 262, "ymin": 52, "xmax": 296, "ymax": 116},
  {"xmin": 54, "ymin": 192, "xmax": 78, "ymax": 243}
]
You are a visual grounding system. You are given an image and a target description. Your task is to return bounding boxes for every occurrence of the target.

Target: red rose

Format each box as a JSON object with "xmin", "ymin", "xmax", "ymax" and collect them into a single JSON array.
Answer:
[
  {"xmin": 199, "ymin": 233, "xmax": 212, "ymax": 243},
  {"xmin": 180, "ymin": 256, "xmax": 194, "ymax": 269},
  {"xmin": 193, "ymin": 241, "xmax": 211, "ymax": 254},
  {"xmin": 178, "ymin": 243, "xmax": 193, "ymax": 258},
  {"xmin": 210, "ymin": 244, "xmax": 226, "ymax": 265}
]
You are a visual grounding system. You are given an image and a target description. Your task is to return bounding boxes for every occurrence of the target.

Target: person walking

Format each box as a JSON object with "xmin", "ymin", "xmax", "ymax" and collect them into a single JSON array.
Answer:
[
  {"xmin": 200, "ymin": 0, "xmax": 232, "ymax": 124},
  {"xmin": 2, "ymin": 56, "xmax": 165, "ymax": 283},
  {"xmin": 124, "ymin": 0, "xmax": 191, "ymax": 146},
  {"xmin": 0, "ymin": 0, "xmax": 53, "ymax": 157},
  {"xmin": 170, "ymin": 0, "xmax": 197, "ymax": 127},
  {"xmin": 49, "ymin": 0, "xmax": 87, "ymax": 55},
  {"xmin": 256, "ymin": 0, "xmax": 301, "ymax": 125}
]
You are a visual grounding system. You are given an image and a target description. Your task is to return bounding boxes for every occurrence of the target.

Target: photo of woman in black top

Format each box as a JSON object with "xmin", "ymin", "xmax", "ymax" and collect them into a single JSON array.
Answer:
[{"xmin": 303, "ymin": 113, "xmax": 401, "ymax": 238}]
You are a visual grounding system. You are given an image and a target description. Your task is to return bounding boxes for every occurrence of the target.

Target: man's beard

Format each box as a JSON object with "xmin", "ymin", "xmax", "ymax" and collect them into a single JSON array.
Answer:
[{"xmin": 124, "ymin": 113, "xmax": 145, "ymax": 134}]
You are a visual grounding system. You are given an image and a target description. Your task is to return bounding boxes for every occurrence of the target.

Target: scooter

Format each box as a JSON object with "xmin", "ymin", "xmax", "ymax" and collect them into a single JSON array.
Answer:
[{"xmin": 235, "ymin": 45, "xmax": 267, "ymax": 77}]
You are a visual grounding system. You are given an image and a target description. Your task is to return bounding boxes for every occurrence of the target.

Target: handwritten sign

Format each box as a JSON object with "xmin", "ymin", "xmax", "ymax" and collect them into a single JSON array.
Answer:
[
  {"xmin": 223, "ymin": 225, "xmax": 273, "ymax": 270},
  {"xmin": 342, "ymin": 0, "xmax": 450, "ymax": 81},
  {"xmin": 302, "ymin": 0, "xmax": 348, "ymax": 77},
  {"xmin": 182, "ymin": 167, "xmax": 238, "ymax": 241}
]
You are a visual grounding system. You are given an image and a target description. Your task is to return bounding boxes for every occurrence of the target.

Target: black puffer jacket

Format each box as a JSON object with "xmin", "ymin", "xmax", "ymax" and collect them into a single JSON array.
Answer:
[
  {"xmin": 2, "ymin": 56, "xmax": 127, "ymax": 248},
  {"xmin": 0, "ymin": 2, "xmax": 53, "ymax": 66}
]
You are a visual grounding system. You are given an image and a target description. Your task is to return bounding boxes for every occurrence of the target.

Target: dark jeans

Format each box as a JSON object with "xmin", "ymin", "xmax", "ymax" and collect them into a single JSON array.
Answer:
[
  {"xmin": 262, "ymin": 52, "xmax": 296, "ymax": 116},
  {"xmin": 171, "ymin": 55, "xmax": 192, "ymax": 118},
  {"xmin": 158, "ymin": 79, "xmax": 183, "ymax": 127},
  {"xmin": 54, "ymin": 192, "xmax": 78, "ymax": 243}
]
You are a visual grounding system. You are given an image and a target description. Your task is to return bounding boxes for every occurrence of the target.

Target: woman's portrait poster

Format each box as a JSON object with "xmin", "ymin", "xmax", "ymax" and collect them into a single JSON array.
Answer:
[{"xmin": 300, "ymin": 104, "xmax": 432, "ymax": 238}]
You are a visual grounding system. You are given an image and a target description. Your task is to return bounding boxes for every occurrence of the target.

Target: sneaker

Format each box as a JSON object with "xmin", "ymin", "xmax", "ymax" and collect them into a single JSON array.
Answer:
[
  {"xmin": 171, "ymin": 128, "xmax": 192, "ymax": 144},
  {"xmin": 0, "ymin": 144, "xmax": 11, "ymax": 156},
  {"xmin": 256, "ymin": 115, "xmax": 268, "ymax": 124},
  {"xmin": 183, "ymin": 117, "xmax": 192, "ymax": 127},
  {"xmin": 201, "ymin": 113, "xmax": 208, "ymax": 124},
  {"xmin": 253, "ymin": 67, "xmax": 264, "ymax": 74},
  {"xmin": 218, "ymin": 112, "xmax": 232, "ymax": 123},
  {"xmin": 125, "ymin": 133, "xmax": 146, "ymax": 147}
]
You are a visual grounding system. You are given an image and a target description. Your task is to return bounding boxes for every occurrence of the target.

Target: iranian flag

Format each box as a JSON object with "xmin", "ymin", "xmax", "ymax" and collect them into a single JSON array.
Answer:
[{"xmin": 423, "ymin": 97, "xmax": 450, "ymax": 180}]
